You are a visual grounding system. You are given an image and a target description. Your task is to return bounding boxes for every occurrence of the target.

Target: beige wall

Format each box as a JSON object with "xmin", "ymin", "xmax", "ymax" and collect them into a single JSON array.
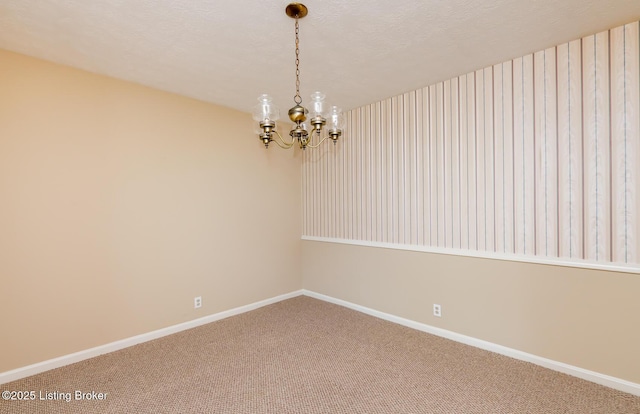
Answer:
[
  {"xmin": 302, "ymin": 240, "xmax": 640, "ymax": 384},
  {"xmin": 0, "ymin": 49, "xmax": 302, "ymax": 373}
]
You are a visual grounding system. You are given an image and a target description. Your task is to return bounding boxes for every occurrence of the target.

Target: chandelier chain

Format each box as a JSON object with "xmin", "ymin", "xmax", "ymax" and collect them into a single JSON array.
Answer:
[{"xmin": 294, "ymin": 17, "xmax": 302, "ymax": 105}]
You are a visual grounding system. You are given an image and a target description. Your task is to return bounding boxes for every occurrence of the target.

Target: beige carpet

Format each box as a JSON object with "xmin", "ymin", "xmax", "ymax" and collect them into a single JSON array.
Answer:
[{"xmin": 2, "ymin": 296, "xmax": 639, "ymax": 413}]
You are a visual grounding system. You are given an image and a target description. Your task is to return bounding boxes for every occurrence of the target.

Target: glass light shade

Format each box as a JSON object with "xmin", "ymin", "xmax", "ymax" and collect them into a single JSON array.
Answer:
[
  {"xmin": 328, "ymin": 106, "xmax": 344, "ymax": 130},
  {"xmin": 252, "ymin": 94, "xmax": 280, "ymax": 122},
  {"xmin": 309, "ymin": 91, "xmax": 327, "ymax": 118}
]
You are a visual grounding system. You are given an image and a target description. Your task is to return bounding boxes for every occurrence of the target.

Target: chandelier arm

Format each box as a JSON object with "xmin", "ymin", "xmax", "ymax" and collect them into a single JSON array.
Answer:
[
  {"xmin": 272, "ymin": 139, "xmax": 294, "ymax": 150},
  {"xmin": 272, "ymin": 130, "xmax": 295, "ymax": 149},
  {"xmin": 306, "ymin": 134, "xmax": 330, "ymax": 149}
]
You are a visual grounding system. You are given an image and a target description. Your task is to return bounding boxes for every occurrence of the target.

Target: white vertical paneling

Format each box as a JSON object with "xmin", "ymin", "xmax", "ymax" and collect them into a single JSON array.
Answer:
[
  {"xmin": 451, "ymin": 78, "xmax": 461, "ymax": 249},
  {"xmin": 317, "ymin": 124, "xmax": 323, "ymax": 236},
  {"xmin": 466, "ymin": 73, "xmax": 478, "ymax": 250},
  {"xmin": 358, "ymin": 106, "xmax": 363, "ymax": 239},
  {"xmin": 513, "ymin": 58, "xmax": 532, "ymax": 254},
  {"xmin": 416, "ymin": 88, "xmax": 427, "ymax": 246},
  {"xmin": 443, "ymin": 80, "xmax": 451, "ymax": 247},
  {"xmin": 388, "ymin": 98, "xmax": 397, "ymax": 243},
  {"xmin": 611, "ymin": 25, "xmax": 625, "ymax": 262},
  {"xmin": 334, "ymin": 112, "xmax": 340, "ymax": 238},
  {"xmin": 332, "ymin": 113, "xmax": 338, "ymax": 238},
  {"xmin": 308, "ymin": 144, "xmax": 312, "ymax": 236},
  {"xmin": 302, "ymin": 141, "xmax": 307, "ymax": 235},
  {"xmin": 632, "ymin": 22, "xmax": 640, "ymax": 265},
  {"xmin": 523, "ymin": 54, "xmax": 536, "ymax": 256},
  {"xmin": 353, "ymin": 107, "xmax": 359, "ymax": 239},
  {"xmin": 302, "ymin": 21, "xmax": 640, "ymax": 268},
  {"xmin": 366, "ymin": 104, "xmax": 370, "ymax": 241},
  {"xmin": 502, "ymin": 62, "xmax": 515, "ymax": 254},
  {"xmin": 475, "ymin": 70, "xmax": 486, "ymax": 251},
  {"xmin": 351, "ymin": 110, "xmax": 357, "ymax": 240},
  {"xmin": 627, "ymin": 22, "xmax": 640, "ymax": 264},
  {"xmin": 429, "ymin": 85, "xmax": 438, "ymax": 245},
  {"xmin": 322, "ymin": 122, "xmax": 329, "ymax": 237},
  {"xmin": 371, "ymin": 103, "xmax": 378, "ymax": 242},
  {"xmin": 376, "ymin": 100, "xmax": 383, "ymax": 240},
  {"xmin": 349, "ymin": 107, "xmax": 357, "ymax": 239},
  {"xmin": 533, "ymin": 48, "xmax": 544, "ymax": 254},
  {"xmin": 421, "ymin": 87, "xmax": 430, "ymax": 246},
  {"xmin": 328, "ymin": 129, "xmax": 334, "ymax": 237},
  {"xmin": 376, "ymin": 102, "xmax": 383, "ymax": 241},
  {"xmin": 376, "ymin": 102, "xmax": 387, "ymax": 241},
  {"xmin": 387, "ymin": 97, "xmax": 395, "ymax": 242},
  {"xmin": 333, "ymin": 125, "xmax": 338, "ymax": 238},
  {"xmin": 534, "ymin": 48, "xmax": 559, "ymax": 257},
  {"xmin": 338, "ymin": 105, "xmax": 344, "ymax": 239},
  {"xmin": 611, "ymin": 22, "xmax": 640, "ymax": 263},
  {"xmin": 583, "ymin": 31, "xmax": 611, "ymax": 262},
  {"xmin": 324, "ymin": 127, "xmax": 331, "ymax": 237},
  {"xmin": 484, "ymin": 66, "xmax": 496, "ymax": 252},
  {"xmin": 349, "ymin": 108, "xmax": 357, "ymax": 239},
  {"xmin": 408, "ymin": 92, "xmax": 418, "ymax": 245},
  {"xmin": 346, "ymin": 110, "xmax": 354, "ymax": 239},
  {"xmin": 459, "ymin": 75, "xmax": 469, "ymax": 250},
  {"xmin": 319, "ymin": 119, "xmax": 325, "ymax": 236},
  {"xmin": 392, "ymin": 96, "xmax": 402, "ymax": 244},
  {"xmin": 338, "ymin": 110, "xmax": 344, "ymax": 238},
  {"xmin": 305, "ymin": 147, "xmax": 309, "ymax": 235},
  {"xmin": 334, "ymin": 119, "xmax": 340, "ymax": 238},
  {"xmin": 305, "ymin": 136, "xmax": 311, "ymax": 235},
  {"xmin": 494, "ymin": 63, "xmax": 505, "ymax": 253},
  {"xmin": 344, "ymin": 105, "xmax": 352, "ymax": 239},
  {"xmin": 349, "ymin": 109, "xmax": 355, "ymax": 239},
  {"xmin": 308, "ymin": 128, "xmax": 315, "ymax": 235},
  {"xmin": 358, "ymin": 106, "xmax": 365, "ymax": 239},
  {"xmin": 557, "ymin": 39, "xmax": 584, "ymax": 259},
  {"xmin": 356, "ymin": 106, "xmax": 362, "ymax": 240},
  {"xmin": 402, "ymin": 93, "xmax": 412, "ymax": 244},
  {"xmin": 436, "ymin": 82, "xmax": 445, "ymax": 247},
  {"xmin": 326, "ymin": 126, "xmax": 332, "ymax": 237},
  {"xmin": 444, "ymin": 80, "xmax": 452, "ymax": 247},
  {"xmin": 365, "ymin": 105, "xmax": 372, "ymax": 241},
  {"xmin": 319, "ymin": 118, "xmax": 324, "ymax": 236}
]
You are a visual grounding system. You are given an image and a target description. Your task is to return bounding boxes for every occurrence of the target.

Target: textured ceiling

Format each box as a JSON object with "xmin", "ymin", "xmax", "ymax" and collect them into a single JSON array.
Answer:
[{"xmin": 1, "ymin": 0, "xmax": 640, "ymax": 115}]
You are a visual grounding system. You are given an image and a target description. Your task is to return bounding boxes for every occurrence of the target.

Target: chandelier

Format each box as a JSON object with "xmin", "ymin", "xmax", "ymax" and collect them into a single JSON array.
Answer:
[{"xmin": 253, "ymin": 3, "xmax": 344, "ymax": 150}]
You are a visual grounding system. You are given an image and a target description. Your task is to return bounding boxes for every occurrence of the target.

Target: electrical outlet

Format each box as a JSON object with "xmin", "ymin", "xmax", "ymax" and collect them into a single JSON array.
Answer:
[
  {"xmin": 433, "ymin": 304, "xmax": 442, "ymax": 317},
  {"xmin": 194, "ymin": 296, "xmax": 202, "ymax": 309}
]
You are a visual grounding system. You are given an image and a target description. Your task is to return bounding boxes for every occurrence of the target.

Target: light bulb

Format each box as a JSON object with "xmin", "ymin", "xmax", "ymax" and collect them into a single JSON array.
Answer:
[
  {"xmin": 309, "ymin": 91, "xmax": 327, "ymax": 118},
  {"xmin": 252, "ymin": 94, "xmax": 280, "ymax": 122},
  {"xmin": 328, "ymin": 106, "xmax": 344, "ymax": 130}
]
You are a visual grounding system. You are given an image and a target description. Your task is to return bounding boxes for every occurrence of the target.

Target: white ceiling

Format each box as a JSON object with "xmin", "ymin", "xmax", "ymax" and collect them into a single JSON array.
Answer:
[{"xmin": 1, "ymin": 1, "xmax": 640, "ymax": 115}]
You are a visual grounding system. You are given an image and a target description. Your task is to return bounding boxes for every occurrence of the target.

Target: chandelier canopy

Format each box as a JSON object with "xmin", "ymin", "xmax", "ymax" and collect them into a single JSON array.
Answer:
[{"xmin": 252, "ymin": 3, "xmax": 344, "ymax": 150}]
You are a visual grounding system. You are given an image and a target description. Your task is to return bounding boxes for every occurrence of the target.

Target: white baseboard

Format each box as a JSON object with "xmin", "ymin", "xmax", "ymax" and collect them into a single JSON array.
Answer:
[
  {"xmin": 0, "ymin": 290, "xmax": 304, "ymax": 385},
  {"xmin": 302, "ymin": 289, "xmax": 640, "ymax": 397},
  {"xmin": 4, "ymin": 288, "xmax": 638, "ymax": 397}
]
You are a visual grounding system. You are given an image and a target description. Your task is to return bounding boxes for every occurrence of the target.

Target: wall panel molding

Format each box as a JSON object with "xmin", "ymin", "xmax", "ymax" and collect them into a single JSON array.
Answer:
[{"xmin": 303, "ymin": 21, "xmax": 640, "ymax": 269}]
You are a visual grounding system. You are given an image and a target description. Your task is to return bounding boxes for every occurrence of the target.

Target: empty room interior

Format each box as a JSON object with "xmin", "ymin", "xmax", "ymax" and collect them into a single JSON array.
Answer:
[{"xmin": 1, "ymin": 0, "xmax": 640, "ymax": 412}]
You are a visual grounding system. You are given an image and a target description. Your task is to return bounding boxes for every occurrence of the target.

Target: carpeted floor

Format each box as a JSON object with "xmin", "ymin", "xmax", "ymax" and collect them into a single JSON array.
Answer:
[{"xmin": 2, "ymin": 296, "xmax": 639, "ymax": 413}]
